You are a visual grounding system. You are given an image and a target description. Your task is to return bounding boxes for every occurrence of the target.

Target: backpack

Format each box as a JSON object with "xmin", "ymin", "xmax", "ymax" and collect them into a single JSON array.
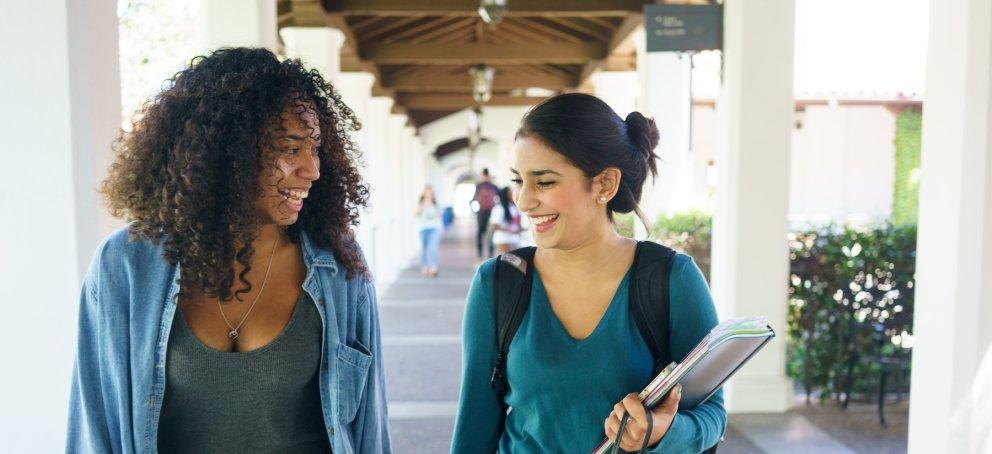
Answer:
[
  {"xmin": 489, "ymin": 242, "xmax": 719, "ymax": 453},
  {"xmin": 475, "ymin": 182, "xmax": 499, "ymax": 213}
]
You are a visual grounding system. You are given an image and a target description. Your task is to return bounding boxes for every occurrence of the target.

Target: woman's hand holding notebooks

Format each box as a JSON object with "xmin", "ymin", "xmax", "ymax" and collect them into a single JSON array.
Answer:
[
  {"xmin": 592, "ymin": 317, "xmax": 776, "ymax": 454},
  {"xmin": 603, "ymin": 383, "xmax": 682, "ymax": 452}
]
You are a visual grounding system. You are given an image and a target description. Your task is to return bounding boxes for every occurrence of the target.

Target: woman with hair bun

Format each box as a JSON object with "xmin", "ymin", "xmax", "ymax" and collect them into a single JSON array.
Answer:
[{"xmin": 452, "ymin": 93, "xmax": 725, "ymax": 453}]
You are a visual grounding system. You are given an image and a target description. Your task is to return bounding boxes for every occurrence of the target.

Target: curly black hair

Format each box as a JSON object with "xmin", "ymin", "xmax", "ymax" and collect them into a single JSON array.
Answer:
[{"xmin": 102, "ymin": 47, "xmax": 370, "ymax": 301}]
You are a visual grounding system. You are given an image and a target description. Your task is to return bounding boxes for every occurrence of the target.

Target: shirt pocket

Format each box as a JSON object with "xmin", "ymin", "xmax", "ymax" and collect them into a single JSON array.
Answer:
[{"xmin": 335, "ymin": 341, "xmax": 373, "ymax": 424}]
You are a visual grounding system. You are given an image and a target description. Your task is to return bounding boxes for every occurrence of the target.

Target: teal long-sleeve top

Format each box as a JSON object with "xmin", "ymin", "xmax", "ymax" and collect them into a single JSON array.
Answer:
[{"xmin": 451, "ymin": 253, "xmax": 727, "ymax": 453}]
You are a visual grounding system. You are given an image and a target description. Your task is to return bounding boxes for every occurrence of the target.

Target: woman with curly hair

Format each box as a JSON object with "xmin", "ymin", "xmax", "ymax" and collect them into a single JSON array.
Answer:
[{"xmin": 66, "ymin": 48, "xmax": 390, "ymax": 453}]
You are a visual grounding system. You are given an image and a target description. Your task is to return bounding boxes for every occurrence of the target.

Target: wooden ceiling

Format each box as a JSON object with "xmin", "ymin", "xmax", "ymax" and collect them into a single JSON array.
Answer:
[{"xmin": 277, "ymin": 0, "xmax": 668, "ymax": 127}]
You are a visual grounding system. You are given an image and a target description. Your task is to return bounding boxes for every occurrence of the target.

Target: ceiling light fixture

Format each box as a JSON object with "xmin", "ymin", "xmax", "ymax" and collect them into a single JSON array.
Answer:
[
  {"xmin": 478, "ymin": 0, "xmax": 508, "ymax": 27},
  {"xmin": 469, "ymin": 64, "xmax": 495, "ymax": 103}
]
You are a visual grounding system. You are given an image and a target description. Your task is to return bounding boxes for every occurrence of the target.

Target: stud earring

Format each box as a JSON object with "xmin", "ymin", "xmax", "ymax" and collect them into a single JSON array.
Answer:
[{"xmin": 599, "ymin": 196, "xmax": 607, "ymax": 203}]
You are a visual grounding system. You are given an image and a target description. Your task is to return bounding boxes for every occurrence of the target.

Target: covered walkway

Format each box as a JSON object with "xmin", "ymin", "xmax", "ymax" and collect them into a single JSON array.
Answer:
[{"xmin": 376, "ymin": 218, "xmax": 900, "ymax": 453}]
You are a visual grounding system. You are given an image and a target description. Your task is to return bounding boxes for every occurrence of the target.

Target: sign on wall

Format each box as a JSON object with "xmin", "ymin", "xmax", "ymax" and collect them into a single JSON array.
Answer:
[{"xmin": 645, "ymin": 4, "xmax": 723, "ymax": 52}]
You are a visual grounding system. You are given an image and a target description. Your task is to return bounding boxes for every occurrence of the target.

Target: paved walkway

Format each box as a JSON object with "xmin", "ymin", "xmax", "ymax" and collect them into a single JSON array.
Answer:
[{"xmin": 378, "ymin": 219, "xmax": 903, "ymax": 453}]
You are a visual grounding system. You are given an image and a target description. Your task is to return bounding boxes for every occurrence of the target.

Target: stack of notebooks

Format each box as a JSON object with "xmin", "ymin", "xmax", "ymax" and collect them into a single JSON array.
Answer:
[{"xmin": 591, "ymin": 317, "xmax": 775, "ymax": 454}]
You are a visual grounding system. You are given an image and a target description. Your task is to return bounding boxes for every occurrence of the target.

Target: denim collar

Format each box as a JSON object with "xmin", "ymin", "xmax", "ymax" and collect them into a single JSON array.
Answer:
[
  {"xmin": 299, "ymin": 229, "xmax": 339, "ymax": 274},
  {"xmin": 164, "ymin": 228, "xmax": 340, "ymax": 295}
]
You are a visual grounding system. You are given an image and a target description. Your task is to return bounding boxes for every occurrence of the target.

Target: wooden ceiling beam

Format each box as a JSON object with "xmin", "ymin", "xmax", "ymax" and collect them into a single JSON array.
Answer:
[
  {"xmin": 287, "ymin": 0, "xmax": 326, "ymax": 26},
  {"xmin": 322, "ymin": 13, "xmax": 396, "ymax": 99},
  {"xmin": 408, "ymin": 17, "xmax": 477, "ymax": 43},
  {"xmin": 361, "ymin": 42, "xmax": 607, "ymax": 64},
  {"xmin": 359, "ymin": 15, "xmax": 423, "ymax": 41},
  {"xmin": 323, "ymin": 0, "xmax": 650, "ymax": 17},
  {"xmin": 408, "ymin": 110, "xmax": 461, "ymax": 127},
  {"xmin": 378, "ymin": 16, "xmax": 455, "ymax": 43},
  {"xmin": 384, "ymin": 71, "xmax": 576, "ymax": 91},
  {"xmin": 349, "ymin": 15, "xmax": 389, "ymax": 31},
  {"xmin": 554, "ymin": 17, "xmax": 612, "ymax": 41},
  {"xmin": 433, "ymin": 24, "xmax": 478, "ymax": 44},
  {"xmin": 583, "ymin": 16, "xmax": 619, "ymax": 31},
  {"xmin": 510, "ymin": 17, "xmax": 585, "ymax": 44},
  {"xmin": 492, "ymin": 19, "xmax": 557, "ymax": 44},
  {"xmin": 577, "ymin": 13, "xmax": 642, "ymax": 84},
  {"xmin": 396, "ymin": 93, "xmax": 548, "ymax": 109}
]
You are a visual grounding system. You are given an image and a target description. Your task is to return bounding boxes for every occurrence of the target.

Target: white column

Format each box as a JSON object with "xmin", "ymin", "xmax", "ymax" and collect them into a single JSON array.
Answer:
[
  {"xmin": 336, "ymin": 71, "xmax": 377, "ymax": 267},
  {"xmin": 389, "ymin": 114, "xmax": 413, "ymax": 266},
  {"xmin": 401, "ymin": 121, "xmax": 419, "ymax": 267},
  {"xmin": 280, "ymin": 27, "xmax": 345, "ymax": 80},
  {"xmin": 367, "ymin": 96, "xmax": 395, "ymax": 283},
  {"xmin": 591, "ymin": 71, "xmax": 639, "ymax": 119},
  {"xmin": 278, "ymin": 27, "xmax": 382, "ymax": 271},
  {"xmin": 403, "ymin": 125, "xmax": 420, "ymax": 264},
  {"xmin": 908, "ymin": 0, "xmax": 992, "ymax": 451},
  {"xmin": 635, "ymin": 28, "xmax": 694, "ymax": 218},
  {"xmin": 710, "ymin": 0, "xmax": 795, "ymax": 413},
  {"xmin": 201, "ymin": 0, "xmax": 277, "ymax": 51},
  {"xmin": 0, "ymin": 0, "xmax": 120, "ymax": 450}
]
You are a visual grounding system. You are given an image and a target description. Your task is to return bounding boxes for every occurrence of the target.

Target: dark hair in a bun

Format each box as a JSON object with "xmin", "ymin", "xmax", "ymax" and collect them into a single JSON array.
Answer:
[
  {"xmin": 515, "ymin": 93, "xmax": 660, "ymax": 226},
  {"xmin": 624, "ymin": 111, "xmax": 661, "ymax": 177}
]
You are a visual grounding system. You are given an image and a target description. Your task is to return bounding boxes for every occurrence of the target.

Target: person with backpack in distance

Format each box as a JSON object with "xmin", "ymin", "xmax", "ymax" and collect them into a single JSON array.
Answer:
[
  {"xmin": 451, "ymin": 93, "xmax": 726, "ymax": 453},
  {"xmin": 488, "ymin": 186, "xmax": 524, "ymax": 254},
  {"xmin": 472, "ymin": 168, "xmax": 500, "ymax": 259}
]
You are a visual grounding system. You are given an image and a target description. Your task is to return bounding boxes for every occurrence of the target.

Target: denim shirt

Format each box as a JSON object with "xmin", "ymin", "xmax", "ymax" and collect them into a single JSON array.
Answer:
[{"xmin": 66, "ymin": 224, "xmax": 391, "ymax": 453}]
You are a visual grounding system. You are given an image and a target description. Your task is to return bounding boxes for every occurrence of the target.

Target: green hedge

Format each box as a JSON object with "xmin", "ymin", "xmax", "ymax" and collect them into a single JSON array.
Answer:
[
  {"xmin": 892, "ymin": 109, "xmax": 922, "ymax": 226},
  {"xmin": 652, "ymin": 211, "xmax": 712, "ymax": 281},
  {"xmin": 614, "ymin": 210, "xmax": 711, "ymax": 280},
  {"xmin": 616, "ymin": 211, "xmax": 917, "ymax": 403},
  {"xmin": 788, "ymin": 223, "xmax": 916, "ymax": 403}
]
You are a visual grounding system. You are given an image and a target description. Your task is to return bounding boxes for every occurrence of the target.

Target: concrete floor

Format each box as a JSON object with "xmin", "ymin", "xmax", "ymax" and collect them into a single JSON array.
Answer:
[{"xmin": 379, "ymin": 219, "xmax": 907, "ymax": 453}]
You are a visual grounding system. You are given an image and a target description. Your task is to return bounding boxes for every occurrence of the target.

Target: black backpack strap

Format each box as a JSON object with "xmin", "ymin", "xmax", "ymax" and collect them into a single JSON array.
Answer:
[
  {"xmin": 628, "ymin": 241, "xmax": 677, "ymax": 373},
  {"xmin": 490, "ymin": 246, "xmax": 537, "ymax": 403},
  {"xmin": 630, "ymin": 242, "xmax": 721, "ymax": 452}
]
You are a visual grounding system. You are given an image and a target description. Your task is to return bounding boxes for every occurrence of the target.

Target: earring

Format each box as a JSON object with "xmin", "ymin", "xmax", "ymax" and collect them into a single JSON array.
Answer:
[{"xmin": 599, "ymin": 196, "xmax": 607, "ymax": 203}]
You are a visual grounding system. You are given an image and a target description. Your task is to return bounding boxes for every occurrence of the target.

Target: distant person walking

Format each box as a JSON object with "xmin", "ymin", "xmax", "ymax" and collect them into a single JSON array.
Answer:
[
  {"xmin": 472, "ymin": 168, "xmax": 500, "ymax": 259},
  {"xmin": 416, "ymin": 185, "xmax": 444, "ymax": 278},
  {"xmin": 489, "ymin": 186, "xmax": 523, "ymax": 254}
]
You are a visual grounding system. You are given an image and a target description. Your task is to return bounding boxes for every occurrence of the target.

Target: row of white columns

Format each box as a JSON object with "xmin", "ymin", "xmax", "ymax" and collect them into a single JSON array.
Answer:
[
  {"xmin": 592, "ymin": 1, "xmax": 992, "ymax": 452},
  {"xmin": 205, "ymin": 3, "xmax": 429, "ymax": 285},
  {"xmin": 281, "ymin": 27, "xmax": 426, "ymax": 288},
  {"xmin": 202, "ymin": 0, "xmax": 428, "ymax": 290}
]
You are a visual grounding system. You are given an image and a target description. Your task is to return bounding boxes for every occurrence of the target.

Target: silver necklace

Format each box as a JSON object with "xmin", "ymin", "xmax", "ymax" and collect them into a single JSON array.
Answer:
[{"xmin": 218, "ymin": 232, "xmax": 279, "ymax": 340}]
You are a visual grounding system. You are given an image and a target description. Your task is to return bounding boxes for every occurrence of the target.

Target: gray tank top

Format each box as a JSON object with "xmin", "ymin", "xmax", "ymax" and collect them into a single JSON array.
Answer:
[{"xmin": 158, "ymin": 291, "xmax": 331, "ymax": 453}]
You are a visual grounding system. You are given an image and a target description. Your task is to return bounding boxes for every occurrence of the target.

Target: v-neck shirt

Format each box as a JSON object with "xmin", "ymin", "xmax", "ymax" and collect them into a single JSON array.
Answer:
[
  {"xmin": 157, "ymin": 291, "xmax": 330, "ymax": 453},
  {"xmin": 452, "ymin": 253, "xmax": 726, "ymax": 454}
]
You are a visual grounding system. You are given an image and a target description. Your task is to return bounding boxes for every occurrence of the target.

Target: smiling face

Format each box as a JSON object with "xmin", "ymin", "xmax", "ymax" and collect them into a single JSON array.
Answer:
[
  {"xmin": 511, "ymin": 136, "xmax": 616, "ymax": 250},
  {"xmin": 256, "ymin": 100, "xmax": 322, "ymax": 226}
]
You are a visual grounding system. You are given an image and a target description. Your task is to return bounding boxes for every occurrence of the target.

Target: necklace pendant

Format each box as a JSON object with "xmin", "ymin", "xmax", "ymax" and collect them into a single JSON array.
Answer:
[{"xmin": 228, "ymin": 329, "xmax": 239, "ymax": 340}]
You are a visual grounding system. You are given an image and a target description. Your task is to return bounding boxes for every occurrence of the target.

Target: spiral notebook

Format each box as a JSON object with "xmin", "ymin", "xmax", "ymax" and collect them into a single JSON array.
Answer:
[{"xmin": 590, "ymin": 317, "xmax": 775, "ymax": 454}]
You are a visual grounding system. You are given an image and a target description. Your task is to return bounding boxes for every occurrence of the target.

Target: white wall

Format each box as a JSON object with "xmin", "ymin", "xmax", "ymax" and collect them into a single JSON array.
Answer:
[
  {"xmin": 683, "ymin": 103, "xmax": 898, "ymax": 224},
  {"xmin": 201, "ymin": 0, "xmax": 277, "ymax": 52},
  {"xmin": 790, "ymin": 105, "xmax": 896, "ymax": 224},
  {"xmin": 0, "ymin": 0, "xmax": 120, "ymax": 451}
]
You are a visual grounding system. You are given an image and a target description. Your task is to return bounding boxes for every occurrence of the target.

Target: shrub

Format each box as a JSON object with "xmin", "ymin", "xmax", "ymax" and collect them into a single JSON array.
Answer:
[
  {"xmin": 635, "ymin": 210, "xmax": 917, "ymax": 404},
  {"xmin": 892, "ymin": 109, "xmax": 922, "ymax": 226},
  {"xmin": 788, "ymin": 223, "xmax": 916, "ymax": 403},
  {"xmin": 652, "ymin": 210, "xmax": 712, "ymax": 280}
]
